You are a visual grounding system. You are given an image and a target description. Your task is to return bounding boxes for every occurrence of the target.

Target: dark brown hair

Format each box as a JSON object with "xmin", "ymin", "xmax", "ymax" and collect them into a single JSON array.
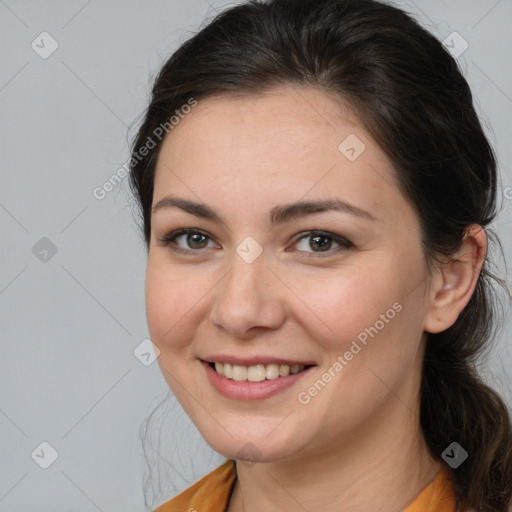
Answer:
[{"xmin": 129, "ymin": 1, "xmax": 512, "ymax": 510}]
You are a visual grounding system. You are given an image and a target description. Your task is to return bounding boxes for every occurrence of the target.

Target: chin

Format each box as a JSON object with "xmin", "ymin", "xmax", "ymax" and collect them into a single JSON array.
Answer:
[{"xmin": 202, "ymin": 426, "xmax": 305, "ymax": 465}]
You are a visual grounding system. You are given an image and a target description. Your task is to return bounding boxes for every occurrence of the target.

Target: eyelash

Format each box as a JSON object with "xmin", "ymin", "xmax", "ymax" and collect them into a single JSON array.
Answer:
[{"xmin": 156, "ymin": 228, "xmax": 353, "ymax": 257}]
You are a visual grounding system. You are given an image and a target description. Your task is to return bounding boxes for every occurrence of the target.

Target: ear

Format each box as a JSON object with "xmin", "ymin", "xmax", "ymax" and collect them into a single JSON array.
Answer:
[{"xmin": 423, "ymin": 224, "xmax": 487, "ymax": 334}]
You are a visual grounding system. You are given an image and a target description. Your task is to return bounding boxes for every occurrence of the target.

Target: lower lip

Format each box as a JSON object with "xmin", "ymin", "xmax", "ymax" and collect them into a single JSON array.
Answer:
[{"xmin": 202, "ymin": 361, "xmax": 315, "ymax": 400}]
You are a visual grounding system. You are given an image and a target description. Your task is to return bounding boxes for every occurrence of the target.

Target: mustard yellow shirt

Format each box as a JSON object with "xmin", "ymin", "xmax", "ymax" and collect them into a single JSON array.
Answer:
[{"xmin": 153, "ymin": 460, "xmax": 457, "ymax": 512}]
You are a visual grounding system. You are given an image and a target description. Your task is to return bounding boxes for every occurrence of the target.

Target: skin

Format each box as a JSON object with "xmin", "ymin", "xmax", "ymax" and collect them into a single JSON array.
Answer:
[{"xmin": 145, "ymin": 86, "xmax": 487, "ymax": 512}]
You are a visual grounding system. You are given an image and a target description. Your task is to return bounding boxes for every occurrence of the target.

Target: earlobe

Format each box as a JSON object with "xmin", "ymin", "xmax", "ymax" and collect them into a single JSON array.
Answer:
[{"xmin": 423, "ymin": 224, "xmax": 487, "ymax": 334}]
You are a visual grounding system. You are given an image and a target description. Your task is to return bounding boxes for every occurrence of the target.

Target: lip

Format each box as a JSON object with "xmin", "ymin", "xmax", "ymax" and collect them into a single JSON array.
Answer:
[
  {"xmin": 201, "ymin": 360, "xmax": 316, "ymax": 400},
  {"xmin": 202, "ymin": 355, "xmax": 317, "ymax": 366}
]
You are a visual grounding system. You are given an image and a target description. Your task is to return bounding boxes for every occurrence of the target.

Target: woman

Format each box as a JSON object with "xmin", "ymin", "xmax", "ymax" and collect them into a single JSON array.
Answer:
[{"xmin": 129, "ymin": 0, "xmax": 512, "ymax": 511}]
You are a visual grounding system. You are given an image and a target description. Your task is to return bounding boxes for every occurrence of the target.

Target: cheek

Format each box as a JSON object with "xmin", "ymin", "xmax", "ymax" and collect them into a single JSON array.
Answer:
[
  {"xmin": 297, "ymin": 268, "xmax": 397, "ymax": 345},
  {"xmin": 145, "ymin": 258, "xmax": 211, "ymax": 351},
  {"xmin": 295, "ymin": 253, "xmax": 424, "ymax": 365},
  {"xmin": 294, "ymin": 269, "xmax": 422, "ymax": 423}
]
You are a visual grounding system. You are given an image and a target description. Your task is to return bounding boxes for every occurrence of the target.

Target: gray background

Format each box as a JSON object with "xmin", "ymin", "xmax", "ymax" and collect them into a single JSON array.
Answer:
[{"xmin": 1, "ymin": 0, "xmax": 511, "ymax": 511}]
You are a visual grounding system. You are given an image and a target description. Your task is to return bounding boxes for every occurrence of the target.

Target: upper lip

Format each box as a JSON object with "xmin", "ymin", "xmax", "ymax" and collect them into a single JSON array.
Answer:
[{"xmin": 201, "ymin": 355, "xmax": 317, "ymax": 366}]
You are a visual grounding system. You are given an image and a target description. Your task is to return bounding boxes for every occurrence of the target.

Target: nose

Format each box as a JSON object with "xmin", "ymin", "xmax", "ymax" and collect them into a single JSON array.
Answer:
[{"xmin": 210, "ymin": 254, "xmax": 287, "ymax": 339}]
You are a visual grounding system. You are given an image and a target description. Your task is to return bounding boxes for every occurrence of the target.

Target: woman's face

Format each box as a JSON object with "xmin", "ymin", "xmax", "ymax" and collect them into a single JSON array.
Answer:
[{"xmin": 146, "ymin": 87, "xmax": 432, "ymax": 464}]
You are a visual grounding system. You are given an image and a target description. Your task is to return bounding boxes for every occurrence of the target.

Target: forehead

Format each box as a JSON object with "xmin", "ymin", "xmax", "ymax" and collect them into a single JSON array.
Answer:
[
  {"xmin": 153, "ymin": 86, "xmax": 407, "ymax": 224},
  {"xmin": 160, "ymin": 87, "xmax": 365, "ymax": 159}
]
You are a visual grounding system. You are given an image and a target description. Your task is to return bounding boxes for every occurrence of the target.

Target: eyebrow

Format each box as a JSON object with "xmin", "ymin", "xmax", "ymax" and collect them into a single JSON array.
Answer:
[
  {"xmin": 151, "ymin": 196, "xmax": 377, "ymax": 225},
  {"xmin": 272, "ymin": 198, "xmax": 377, "ymax": 224}
]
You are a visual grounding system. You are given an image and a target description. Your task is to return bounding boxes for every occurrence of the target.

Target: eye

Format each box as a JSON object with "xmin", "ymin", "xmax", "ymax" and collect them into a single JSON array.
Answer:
[
  {"xmin": 289, "ymin": 231, "xmax": 353, "ymax": 255},
  {"xmin": 157, "ymin": 229, "xmax": 218, "ymax": 251},
  {"xmin": 156, "ymin": 228, "xmax": 353, "ymax": 256}
]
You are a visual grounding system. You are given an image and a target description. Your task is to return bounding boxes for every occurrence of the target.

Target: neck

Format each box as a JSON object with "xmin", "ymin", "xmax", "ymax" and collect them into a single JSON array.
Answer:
[{"xmin": 226, "ymin": 394, "xmax": 442, "ymax": 512}]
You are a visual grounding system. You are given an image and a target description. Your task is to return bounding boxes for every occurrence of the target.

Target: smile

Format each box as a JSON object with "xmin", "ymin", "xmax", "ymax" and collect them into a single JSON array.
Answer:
[
  {"xmin": 210, "ymin": 362, "xmax": 311, "ymax": 381},
  {"xmin": 201, "ymin": 360, "xmax": 316, "ymax": 400}
]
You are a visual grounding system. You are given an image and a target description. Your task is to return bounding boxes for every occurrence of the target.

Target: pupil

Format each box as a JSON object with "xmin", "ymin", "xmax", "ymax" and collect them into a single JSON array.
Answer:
[
  {"xmin": 188, "ymin": 233, "xmax": 207, "ymax": 248},
  {"xmin": 311, "ymin": 235, "xmax": 331, "ymax": 252}
]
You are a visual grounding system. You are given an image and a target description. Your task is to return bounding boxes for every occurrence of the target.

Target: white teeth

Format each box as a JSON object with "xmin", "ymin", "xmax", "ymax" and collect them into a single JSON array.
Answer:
[
  {"xmin": 232, "ymin": 365, "xmax": 248, "ymax": 381},
  {"xmin": 265, "ymin": 364, "xmax": 280, "ymax": 380},
  {"xmin": 279, "ymin": 364, "xmax": 290, "ymax": 377},
  {"xmin": 223, "ymin": 363, "xmax": 233, "ymax": 379},
  {"xmin": 212, "ymin": 362, "xmax": 307, "ymax": 381},
  {"xmin": 248, "ymin": 364, "xmax": 266, "ymax": 382}
]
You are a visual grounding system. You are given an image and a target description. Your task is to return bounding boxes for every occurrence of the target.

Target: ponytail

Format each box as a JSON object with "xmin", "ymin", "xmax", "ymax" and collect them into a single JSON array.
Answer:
[{"xmin": 421, "ymin": 264, "xmax": 512, "ymax": 512}]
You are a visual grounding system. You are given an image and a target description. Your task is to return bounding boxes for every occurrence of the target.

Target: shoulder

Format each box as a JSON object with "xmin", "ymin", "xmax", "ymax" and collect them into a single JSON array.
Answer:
[
  {"xmin": 153, "ymin": 459, "xmax": 236, "ymax": 512},
  {"xmin": 405, "ymin": 466, "xmax": 456, "ymax": 512}
]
